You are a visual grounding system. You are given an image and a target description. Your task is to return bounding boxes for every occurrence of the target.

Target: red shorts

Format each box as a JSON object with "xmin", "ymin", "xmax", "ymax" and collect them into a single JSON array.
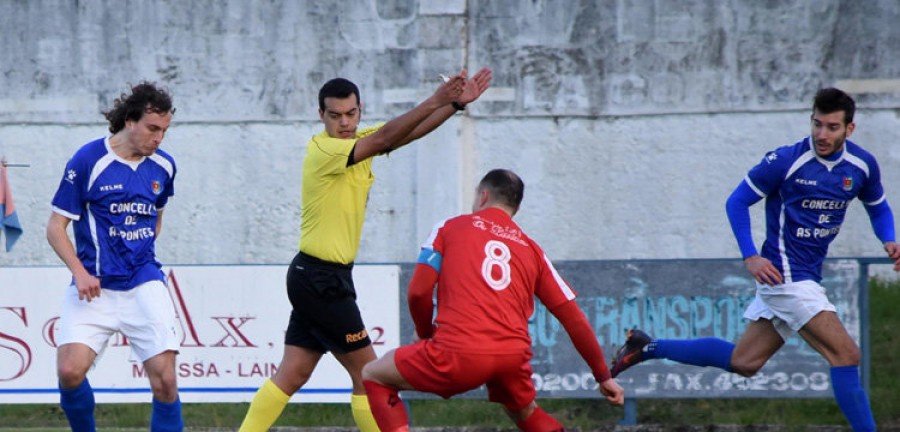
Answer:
[{"xmin": 395, "ymin": 339, "xmax": 535, "ymax": 411}]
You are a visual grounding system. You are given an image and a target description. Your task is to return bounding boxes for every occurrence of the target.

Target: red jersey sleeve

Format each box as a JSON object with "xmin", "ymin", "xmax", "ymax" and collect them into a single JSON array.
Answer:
[
  {"xmin": 408, "ymin": 263, "xmax": 439, "ymax": 339},
  {"xmin": 550, "ymin": 301, "xmax": 612, "ymax": 382},
  {"xmin": 533, "ymin": 249, "xmax": 577, "ymax": 309}
]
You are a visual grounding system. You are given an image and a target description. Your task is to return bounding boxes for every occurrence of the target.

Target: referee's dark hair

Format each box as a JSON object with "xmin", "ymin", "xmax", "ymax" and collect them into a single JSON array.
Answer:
[
  {"xmin": 319, "ymin": 78, "xmax": 361, "ymax": 111},
  {"xmin": 814, "ymin": 87, "xmax": 855, "ymax": 125},
  {"xmin": 103, "ymin": 81, "xmax": 174, "ymax": 134},
  {"xmin": 478, "ymin": 169, "xmax": 525, "ymax": 211}
]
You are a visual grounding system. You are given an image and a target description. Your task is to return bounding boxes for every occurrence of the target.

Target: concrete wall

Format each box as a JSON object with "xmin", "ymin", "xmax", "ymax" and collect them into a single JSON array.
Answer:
[{"xmin": 2, "ymin": 0, "xmax": 899, "ymax": 271}]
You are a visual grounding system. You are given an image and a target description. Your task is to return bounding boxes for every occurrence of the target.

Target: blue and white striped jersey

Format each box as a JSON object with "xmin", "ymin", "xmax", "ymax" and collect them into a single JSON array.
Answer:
[
  {"xmin": 51, "ymin": 137, "xmax": 176, "ymax": 291},
  {"xmin": 744, "ymin": 137, "xmax": 885, "ymax": 283}
]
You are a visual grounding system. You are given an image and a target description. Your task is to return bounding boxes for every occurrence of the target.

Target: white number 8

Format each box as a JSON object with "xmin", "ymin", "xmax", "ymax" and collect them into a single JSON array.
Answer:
[{"xmin": 482, "ymin": 240, "xmax": 512, "ymax": 291}]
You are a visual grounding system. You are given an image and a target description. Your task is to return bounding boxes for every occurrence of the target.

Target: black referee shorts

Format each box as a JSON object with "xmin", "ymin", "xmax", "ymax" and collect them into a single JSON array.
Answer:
[{"xmin": 284, "ymin": 251, "xmax": 371, "ymax": 354}]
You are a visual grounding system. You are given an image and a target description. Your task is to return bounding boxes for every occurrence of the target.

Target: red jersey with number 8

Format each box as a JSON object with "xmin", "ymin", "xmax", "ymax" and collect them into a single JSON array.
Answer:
[{"xmin": 421, "ymin": 207, "xmax": 577, "ymax": 354}]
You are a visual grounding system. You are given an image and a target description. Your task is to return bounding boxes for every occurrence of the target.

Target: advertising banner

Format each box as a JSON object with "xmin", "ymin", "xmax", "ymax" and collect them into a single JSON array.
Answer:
[
  {"xmin": 0, "ymin": 264, "xmax": 400, "ymax": 403},
  {"xmin": 399, "ymin": 259, "xmax": 861, "ymax": 399},
  {"xmin": 2, "ymin": 259, "xmax": 863, "ymax": 402}
]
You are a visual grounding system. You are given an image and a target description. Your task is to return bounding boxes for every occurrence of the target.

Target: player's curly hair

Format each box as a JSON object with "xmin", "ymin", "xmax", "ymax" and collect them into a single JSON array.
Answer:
[
  {"xmin": 103, "ymin": 81, "xmax": 175, "ymax": 134},
  {"xmin": 318, "ymin": 78, "xmax": 360, "ymax": 111},
  {"xmin": 814, "ymin": 87, "xmax": 855, "ymax": 125},
  {"xmin": 479, "ymin": 169, "xmax": 525, "ymax": 211}
]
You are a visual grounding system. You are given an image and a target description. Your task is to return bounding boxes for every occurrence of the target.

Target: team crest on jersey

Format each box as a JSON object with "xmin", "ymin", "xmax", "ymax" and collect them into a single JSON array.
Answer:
[
  {"xmin": 765, "ymin": 152, "xmax": 778, "ymax": 163},
  {"xmin": 842, "ymin": 176, "xmax": 853, "ymax": 191},
  {"xmin": 152, "ymin": 180, "xmax": 162, "ymax": 195}
]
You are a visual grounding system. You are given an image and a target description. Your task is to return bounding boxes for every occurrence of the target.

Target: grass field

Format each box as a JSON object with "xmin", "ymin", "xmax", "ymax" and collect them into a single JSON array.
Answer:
[{"xmin": 2, "ymin": 278, "xmax": 897, "ymax": 430}]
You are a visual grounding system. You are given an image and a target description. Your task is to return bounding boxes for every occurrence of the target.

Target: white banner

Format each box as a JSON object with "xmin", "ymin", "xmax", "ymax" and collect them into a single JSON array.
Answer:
[{"xmin": 0, "ymin": 264, "xmax": 400, "ymax": 403}]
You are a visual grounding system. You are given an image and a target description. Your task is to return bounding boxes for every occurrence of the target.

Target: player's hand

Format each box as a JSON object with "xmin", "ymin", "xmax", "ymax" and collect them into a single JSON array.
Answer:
[
  {"xmin": 74, "ymin": 272, "xmax": 102, "ymax": 302},
  {"xmin": 885, "ymin": 241, "xmax": 900, "ymax": 272},
  {"xmin": 432, "ymin": 73, "xmax": 465, "ymax": 106},
  {"xmin": 745, "ymin": 255, "xmax": 783, "ymax": 286},
  {"xmin": 457, "ymin": 68, "xmax": 493, "ymax": 105},
  {"xmin": 598, "ymin": 378, "xmax": 625, "ymax": 406}
]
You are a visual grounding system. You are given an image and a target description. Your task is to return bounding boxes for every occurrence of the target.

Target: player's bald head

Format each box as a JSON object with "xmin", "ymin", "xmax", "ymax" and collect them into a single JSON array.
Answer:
[{"xmin": 478, "ymin": 169, "xmax": 524, "ymax": 212}]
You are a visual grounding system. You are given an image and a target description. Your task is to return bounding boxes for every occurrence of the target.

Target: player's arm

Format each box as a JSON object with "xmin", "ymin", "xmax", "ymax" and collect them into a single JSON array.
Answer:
[
  {"xmin": 726, "ymin": 181, "xmax": 782, "ymax": 285},
  {"xmin": 394, "ymin": 68, "xmax": 493, "ymax": 147},
  {"xmin": 863, "ymin": 200, "xmax": 900, "ymax": 271},
  {"xmin": 548, "ymin": 301, "xmax": 624, "ymax": 406},
  {"xmin": 351, "ymin": 76, "xmax": 465, "ymax": 163},
  {"xmin": 407, "ymin": 262, "xmax": 439, "ymax": 340},
  {"xmin": 46, "ymin": 212, "xmax": 101, "ymax": 301}
]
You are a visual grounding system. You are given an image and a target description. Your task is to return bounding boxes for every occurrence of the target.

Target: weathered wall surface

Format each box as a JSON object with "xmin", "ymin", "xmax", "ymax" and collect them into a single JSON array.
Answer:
[{"xmin": 1, "ymin": 0, "xmax": 899, "ymax": 271}]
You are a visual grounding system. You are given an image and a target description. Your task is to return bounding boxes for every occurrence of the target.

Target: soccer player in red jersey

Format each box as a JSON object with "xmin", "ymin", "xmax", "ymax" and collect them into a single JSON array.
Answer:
[{"xmin": 362, "ymin": 169, "xmax": 624, "ymax": 432}]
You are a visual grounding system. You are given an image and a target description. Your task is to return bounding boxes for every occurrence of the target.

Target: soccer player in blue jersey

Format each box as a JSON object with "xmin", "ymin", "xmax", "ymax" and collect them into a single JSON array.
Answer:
[
  {"xmin": 46, "ymin": 82, "xmax": 183, "ymax": 432},
  {"xmin": 610, "ymin": 88, "xmax": 899, "ymax": 432}
]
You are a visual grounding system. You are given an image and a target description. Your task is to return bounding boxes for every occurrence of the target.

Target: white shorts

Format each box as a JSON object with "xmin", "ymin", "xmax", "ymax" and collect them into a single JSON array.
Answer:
[
  {"xmin": 57, "ymin": 280, "xmax": 180, "ymax": 363},
  {"xmin": 743, "ymin": 279, "xmax": 837, "ymax": 341}
]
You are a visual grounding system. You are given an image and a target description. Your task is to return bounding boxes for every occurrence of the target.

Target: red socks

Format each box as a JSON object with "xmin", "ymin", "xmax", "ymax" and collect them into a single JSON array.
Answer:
[
  {"xmin": 362, "ymin": 380, "xmax": 409, "ymax": 432},
  {"xmin": 515, "ymin": 407, "xmax": 564, "ymax": 432},
  {"xmin": 364, "ymin": 380, "xmax": 565, "ymax": 432}
]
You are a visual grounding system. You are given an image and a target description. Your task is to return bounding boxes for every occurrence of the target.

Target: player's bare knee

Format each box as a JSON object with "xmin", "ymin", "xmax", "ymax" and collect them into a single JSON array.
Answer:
[
  {"xmin": 56, "ymin": 356, "xmax": 92, "ymax": 388},
  {"xmin": 151, "ymin": 385, "xmax": 179, "ymax": 403},
  {"xmin": 832, "ymin": 345, "xmax": 861, "ymax": 367},
  {"xmin": 293, "ymin": 370, "xmax": 313, "ymax": 388},
  {"xmin": 272, "ymin": 368, "xmax": 310, "ymax": 393},
  {"xmin": 150, "ymin": 373, "xmax": 178, "ymax": 396},
  {"xmin": 57, "ymin": 365, "xmax": 87, "ymax": 389},
  {"xmin": 146, "ymin": 369, "xmax": 177, "ymax": 402},
  {"xmin": 729, "ymin": 360, "xmax": 762, "ymax": 377},
  {"xmin": 361, "ymin": 361, "xmax": 375, "ymax": 381}
]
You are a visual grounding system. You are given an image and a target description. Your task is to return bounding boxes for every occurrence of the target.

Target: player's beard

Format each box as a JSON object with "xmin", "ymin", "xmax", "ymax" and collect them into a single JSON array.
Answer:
[{"xmin": 815, "ymin": 132, "xmax": 846, "ymax": 158}]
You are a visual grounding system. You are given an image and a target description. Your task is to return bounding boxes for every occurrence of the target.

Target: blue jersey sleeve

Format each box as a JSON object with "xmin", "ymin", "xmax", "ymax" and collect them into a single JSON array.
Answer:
[
  {"xmin": 50, "ymin": 155, "xmax": 89, "ymax": 220},
  {"xmin": 865, "ymin": 200, "xmax": 896, "ymax": 243},
  {"xmin": 852, "ymin": 145, "xmax": 892, "ymax": 242},
  {"xmin": 157, "ymin": 167, "xmax": 175, "ymax": 210},
  {"xmin": 726, "ymin": 181, "xmax": 764, "ymax": 258},
  {"xmin": 150, "ymin": 151, "xmax": 176, "ymax": 210},
  {"xmin": 744, "ymin": 148, "xmax": 791, "ymax": 197},
  {"xmin": 857, "ymin": 154, "xmax": 886, "ymax": 205}
]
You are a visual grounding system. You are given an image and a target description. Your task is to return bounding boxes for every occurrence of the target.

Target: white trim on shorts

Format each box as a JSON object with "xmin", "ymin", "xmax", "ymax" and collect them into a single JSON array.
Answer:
[
  {"xmin": 57, "ymin": 280, "xmax": 181, "ymax": 363},
  {"xmin": 742, "ymin": 279, "xmax": 837, "ymax": 341}
]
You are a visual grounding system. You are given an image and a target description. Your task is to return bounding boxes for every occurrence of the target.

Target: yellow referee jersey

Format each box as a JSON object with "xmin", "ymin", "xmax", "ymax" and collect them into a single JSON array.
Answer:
[{"xmin": 298, "ymin": 124, "xmax": 384, "ymax": 264}]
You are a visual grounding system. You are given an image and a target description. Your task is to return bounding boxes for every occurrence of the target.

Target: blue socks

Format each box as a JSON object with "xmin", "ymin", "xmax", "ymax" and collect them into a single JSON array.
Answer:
[
  {"xmin": 151, "ymin": 396, "xmax": 185, "ymax": 432},
  {"xmin": 640, "ymin": 341, "xmax": 875, "ymax": 431},
  {"xmin": 60, "ymin": 378, "xmax": 96, "ymax": 432},
  {"xmin": 60, "ymin": 378, "xmax": 183, "ymax": 431},
  {"xmin": 831, "ymin": 366, "xmax": 875, "ymax": 432},
  {"xmin": 645, "ymin": 338, "xmax": 735, "ymax": 371}
]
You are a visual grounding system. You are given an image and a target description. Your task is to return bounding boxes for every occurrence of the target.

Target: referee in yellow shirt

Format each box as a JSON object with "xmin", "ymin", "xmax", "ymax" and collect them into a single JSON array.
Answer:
[{"xmin": 239, "ymin": 68, "xmax": 492, "ymax": 432}]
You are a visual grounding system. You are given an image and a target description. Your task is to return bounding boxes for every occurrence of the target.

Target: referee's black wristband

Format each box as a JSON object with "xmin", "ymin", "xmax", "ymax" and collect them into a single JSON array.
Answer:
[{"xmin": 452, "ymin": 101, "xmax": 466, "ymax": 111}]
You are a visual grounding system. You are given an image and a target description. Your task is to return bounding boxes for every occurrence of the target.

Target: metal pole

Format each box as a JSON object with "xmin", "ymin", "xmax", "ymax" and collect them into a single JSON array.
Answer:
[
  {"xmin": 403, "ymin": 398, "xmax": 413, "ymax": 427},
  {"xmin": 859, "ymin": 261, "xmax": 870, "ymax": 394},
  {"xmin": 619, "ymin": 398, "xmax": 637, "ymax": 425}
]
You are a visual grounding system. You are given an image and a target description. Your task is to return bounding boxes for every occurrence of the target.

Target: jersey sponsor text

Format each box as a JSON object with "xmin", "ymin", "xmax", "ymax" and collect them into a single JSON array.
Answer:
[{"xmin": 109, "ymin": 201, "xmax": 155, "ymax": 215}]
